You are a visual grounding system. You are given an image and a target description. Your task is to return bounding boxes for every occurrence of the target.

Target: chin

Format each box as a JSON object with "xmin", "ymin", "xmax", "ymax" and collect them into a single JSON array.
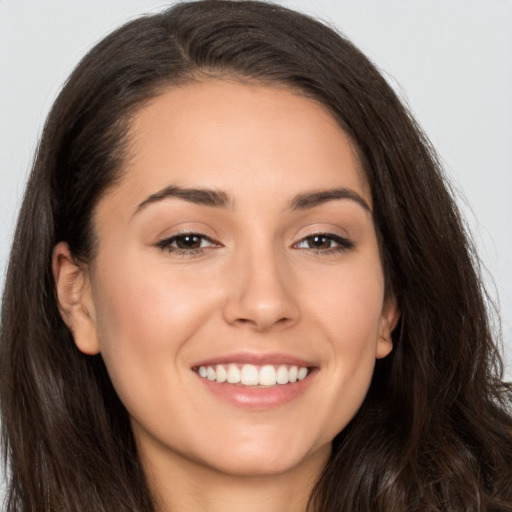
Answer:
[{"xmin": 196, "ymin": 438, "xmax": 332, "ymax": 479}]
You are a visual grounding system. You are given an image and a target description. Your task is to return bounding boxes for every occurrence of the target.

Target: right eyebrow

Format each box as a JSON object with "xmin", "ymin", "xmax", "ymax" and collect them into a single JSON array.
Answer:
[{"xmin": 133, "ymin": 185, "xmax": 233, "ymax": 216}]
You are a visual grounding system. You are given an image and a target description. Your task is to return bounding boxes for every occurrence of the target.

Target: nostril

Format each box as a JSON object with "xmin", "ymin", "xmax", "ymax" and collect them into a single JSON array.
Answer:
[{"xmin": 234, "ymin": 318, "xmax": 251, "ymax": 325}]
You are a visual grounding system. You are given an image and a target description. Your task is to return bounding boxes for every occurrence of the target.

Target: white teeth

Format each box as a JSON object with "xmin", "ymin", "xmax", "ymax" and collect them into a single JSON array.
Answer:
[
  {"xmin": 241, "ymin": 364, "xmax": 259, "ymax": 385},
  {"xmin": 297, "ymin": 367, "xmax": 308, "ymax": 381},
  {"xmin": 259, "ymin": 365, "xmax": 277, "ymax": 386},
  {"xmin": 197, "ymin": 363, "xmax": 310, "ymax": 386},
  {"xmin": 276, "ymin": 365, "xmax": 289, "ymax": 384},
  {"xmin": 216, "ymin": 364, "xmax": 227, "ymax": 383},
  {"xmin": 227, "ymin": 364, "xmax": 241, "ymax": 383}
]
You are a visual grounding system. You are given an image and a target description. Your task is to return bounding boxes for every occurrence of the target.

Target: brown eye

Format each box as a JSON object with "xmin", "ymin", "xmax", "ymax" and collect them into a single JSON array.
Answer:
[
  {"xmin": 307, "ymin": 235, "xmax": 333, "ymax": 249},
  {"xmin": 294, "ymin": 233, "xmax": 355, "ymax": 252},
  {"xmin": 175, "ymin": 234, "xmax": 203, "ymax": 249},
  {"xmin": 157, "ymin": 233, "xmax": 220, "ymax": 254}
]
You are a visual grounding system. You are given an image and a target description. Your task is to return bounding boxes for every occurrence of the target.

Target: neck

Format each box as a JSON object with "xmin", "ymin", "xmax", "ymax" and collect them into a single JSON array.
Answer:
[{"xmin": 141, "ymin": 445, "xmax": 329, "ymax": 512}]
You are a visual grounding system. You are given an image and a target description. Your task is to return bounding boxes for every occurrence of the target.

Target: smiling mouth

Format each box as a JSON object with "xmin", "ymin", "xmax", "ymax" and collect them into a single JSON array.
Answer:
[{"xmin": 195, "ymin": 363, "xmax": 311, "ymax": 386}]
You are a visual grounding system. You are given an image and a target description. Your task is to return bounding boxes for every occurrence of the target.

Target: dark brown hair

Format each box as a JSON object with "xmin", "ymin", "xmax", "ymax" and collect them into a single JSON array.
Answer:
[{"xmin": 1, "ymin": 1, "xmax": 511, "ymax": 511}]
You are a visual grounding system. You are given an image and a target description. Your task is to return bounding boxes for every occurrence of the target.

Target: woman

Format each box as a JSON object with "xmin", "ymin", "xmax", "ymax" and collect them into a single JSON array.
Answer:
[{"xmin": 1, "ymin": 1, "xmax": 511, "ymax": 511}]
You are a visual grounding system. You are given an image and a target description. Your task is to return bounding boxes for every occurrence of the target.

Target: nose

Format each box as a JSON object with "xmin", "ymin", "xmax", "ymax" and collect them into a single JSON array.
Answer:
[{"xmin": 222, "ymin": 245, "xmax": 300, "ymax": 332}]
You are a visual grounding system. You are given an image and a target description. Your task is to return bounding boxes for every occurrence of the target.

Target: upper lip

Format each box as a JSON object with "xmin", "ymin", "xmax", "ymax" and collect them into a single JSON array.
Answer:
[{"xmin": 192, "ymin": 352, "xmax": 316, "ymax": 368}]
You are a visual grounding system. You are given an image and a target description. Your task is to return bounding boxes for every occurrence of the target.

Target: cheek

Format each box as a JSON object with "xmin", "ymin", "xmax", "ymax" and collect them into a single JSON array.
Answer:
[
  {"xmin": 89, "ymin": 255, "xmax": 206, "ymax": 396},
  {"xmin": 303, "ymin": 259, "xmax": 386, "ymax": 409},
  {"xmin": 89, "ymin": 248, "xmax": 231, "ymax": 397},
  {"xmin": 306, "ymin": 260, "xmax": 385, "ymax": 345},
  {"xmin": 93, "ymin": 252, "xmax": 212, "ymax": 338}
]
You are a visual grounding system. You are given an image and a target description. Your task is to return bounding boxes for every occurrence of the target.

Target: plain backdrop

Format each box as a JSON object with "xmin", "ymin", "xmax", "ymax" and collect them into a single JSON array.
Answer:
[{"xmin": 0, "ymin": 0, "xmax": 511, "ymax": 383}]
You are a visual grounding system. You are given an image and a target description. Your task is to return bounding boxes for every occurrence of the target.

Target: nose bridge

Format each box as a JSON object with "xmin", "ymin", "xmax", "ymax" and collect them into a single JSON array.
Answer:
[{"xmin": 222, "ymin": 231, "xmax": 299, "ymax": 331}]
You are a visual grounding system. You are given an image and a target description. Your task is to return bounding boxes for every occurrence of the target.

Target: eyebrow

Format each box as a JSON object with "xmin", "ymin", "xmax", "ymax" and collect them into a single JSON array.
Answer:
[
  {"xmin": 134, "ymin": 185, "xmax": 232, "ymax": 215},
  {"xmin": 133, "ymin": 185, "xmax": 370, "ymax": 215},
  {"xmin": 290, "ymin": 188, "xmax": 371, "ymax": 212}
]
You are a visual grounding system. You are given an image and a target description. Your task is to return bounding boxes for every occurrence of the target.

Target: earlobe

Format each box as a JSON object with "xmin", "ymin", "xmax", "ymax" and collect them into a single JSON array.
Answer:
[
  {"xmin": 52, "ymin": 242, "xmax": 100, "ymax": 355},
  {"xmin": 376, "ymin": 295, "xmax": 400, "ymax": 359}
]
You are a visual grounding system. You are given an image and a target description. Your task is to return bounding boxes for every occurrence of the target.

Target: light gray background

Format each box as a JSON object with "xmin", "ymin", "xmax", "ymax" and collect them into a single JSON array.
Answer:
[{"xmin": 0, "ymin": 0, "xmax": 511, "ymax": 378}]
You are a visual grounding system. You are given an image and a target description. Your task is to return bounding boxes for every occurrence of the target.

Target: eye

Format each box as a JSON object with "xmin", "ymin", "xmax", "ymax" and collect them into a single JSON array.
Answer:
[
  {"xmin": 294, "ymin": 233, "xmax": 354, "ymax": 252},
  {"xmin": 156, "ymin": 233, "xmax": 220, "ymax": 254}
]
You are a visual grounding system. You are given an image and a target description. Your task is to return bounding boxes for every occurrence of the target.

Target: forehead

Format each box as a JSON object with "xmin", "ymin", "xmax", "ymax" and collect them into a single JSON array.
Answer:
[{"xmin": 110, "ymin": 79, "xmax": 370, "ymax": 211}]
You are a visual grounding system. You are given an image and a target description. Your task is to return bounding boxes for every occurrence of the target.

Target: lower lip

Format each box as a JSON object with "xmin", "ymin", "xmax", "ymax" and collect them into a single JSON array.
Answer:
[{"xmin": 196, "ymin": 371, "xmax": 316, "ymax": 410}]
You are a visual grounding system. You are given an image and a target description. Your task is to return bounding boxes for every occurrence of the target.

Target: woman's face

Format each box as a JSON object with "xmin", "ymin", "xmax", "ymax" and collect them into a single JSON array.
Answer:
[{"xmin": 59, "ymin": 80, "xmax": 397, "ymax": 479}]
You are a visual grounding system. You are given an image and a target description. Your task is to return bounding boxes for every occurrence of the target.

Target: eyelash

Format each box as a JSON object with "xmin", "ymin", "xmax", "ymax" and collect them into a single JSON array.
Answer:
[
  {"xmin": 156, "ymin": 232, "xmax": 220, "ymax": 255},
  {"xmin": 156, "ymin": 231, "xmax": 354, "ymax": 256},
  {"xmin": 293, "ymin": 233, "xmax": 355, "ymax": 253}
]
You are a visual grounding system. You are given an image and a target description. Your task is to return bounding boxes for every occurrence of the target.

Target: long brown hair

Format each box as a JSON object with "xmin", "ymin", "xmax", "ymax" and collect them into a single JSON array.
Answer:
[{"xmin": 1, "ymin": 1, "xmax": 511, "ymax": 511}]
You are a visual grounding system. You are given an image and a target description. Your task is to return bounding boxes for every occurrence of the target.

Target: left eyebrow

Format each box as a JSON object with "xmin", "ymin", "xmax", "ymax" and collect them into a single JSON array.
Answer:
[{"xmin": 289, "ymin": 187, "xmax": 371, "ymax": 212}]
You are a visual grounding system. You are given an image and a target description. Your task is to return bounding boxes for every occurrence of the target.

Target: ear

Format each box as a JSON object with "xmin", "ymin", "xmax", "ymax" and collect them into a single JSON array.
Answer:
[
  {"xmin": 52, "ymin": 242, "xmax": 100, "ymax": 355},
  {"xmin": 376, "ymin": 295, "xmax": 400, "ymax": 359}
]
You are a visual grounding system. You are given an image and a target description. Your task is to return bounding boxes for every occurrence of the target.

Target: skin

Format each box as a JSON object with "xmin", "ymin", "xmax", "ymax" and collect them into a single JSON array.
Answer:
[{"xmin": 53, "ymin": 80, "xmax": 398, "ymax": 512}]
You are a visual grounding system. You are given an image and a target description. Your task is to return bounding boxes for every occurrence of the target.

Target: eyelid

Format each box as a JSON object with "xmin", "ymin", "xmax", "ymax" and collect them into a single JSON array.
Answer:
[
  {"xmin": 152, "ymin": 222, "xmax": 220, "ymax": 246},
  {"xmin": 292, "ymin": 229, "xmax": 355, "ymax": 252},
  {"xmin": 156, "ymin": 231, "xmax": 222, "ymax": 254}
]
